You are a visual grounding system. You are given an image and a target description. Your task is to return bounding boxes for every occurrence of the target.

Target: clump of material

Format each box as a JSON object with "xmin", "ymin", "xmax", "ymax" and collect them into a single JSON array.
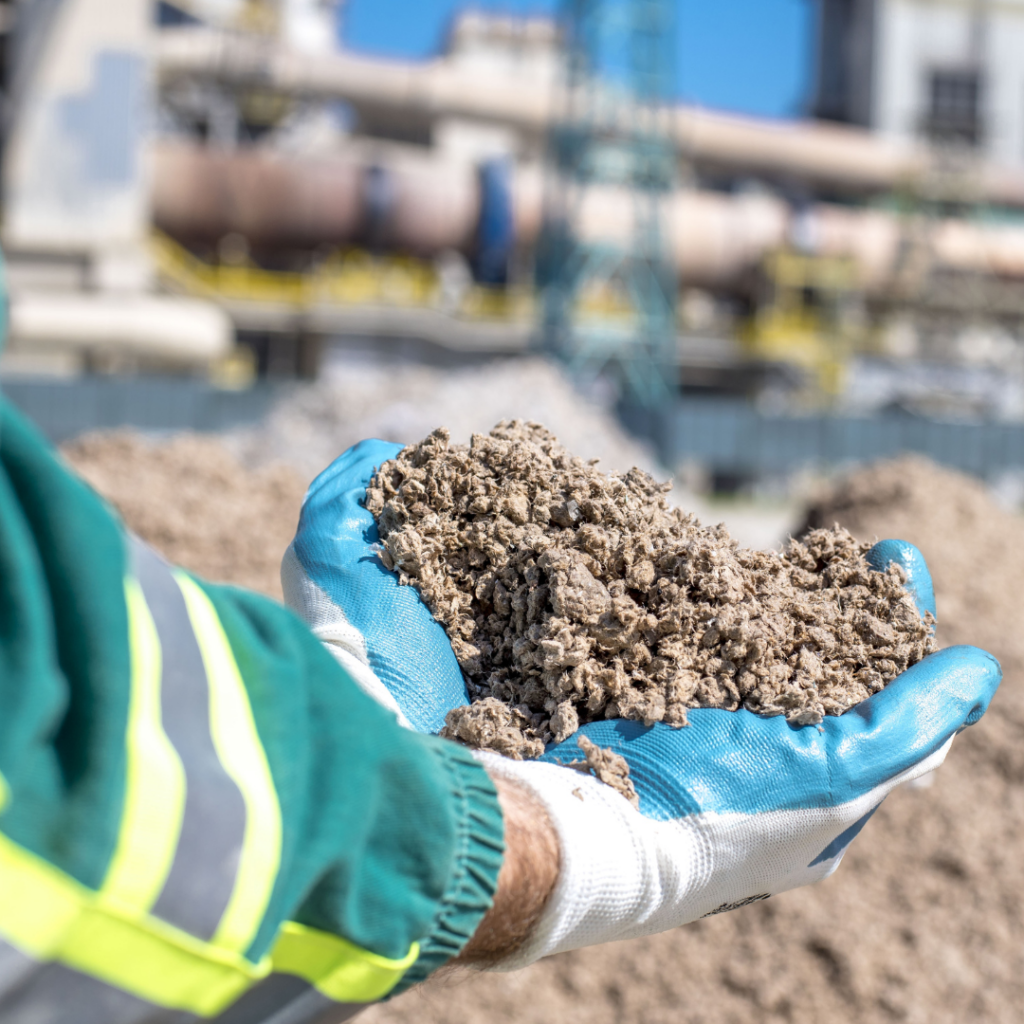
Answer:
[
  {"xmin": 569, "ymin": 737, "xmax": 639, "ymax": 808},
  {"xmin": 365, "ymin": 421, "xmax": 935, "ymax": 766}
]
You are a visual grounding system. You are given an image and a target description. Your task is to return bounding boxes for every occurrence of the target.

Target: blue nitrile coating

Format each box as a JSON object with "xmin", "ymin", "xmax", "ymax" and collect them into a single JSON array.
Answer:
[
  {"xmin": 866, "ymin": 539, "xmax": 937, "ymax": 620},
  {"xmin": 292, "ymin": 439, "xmax": 470, "ymax": 734},
  {"xmin": 540, "ymin": 646, "xmax": 1000, "ymax": 821}
]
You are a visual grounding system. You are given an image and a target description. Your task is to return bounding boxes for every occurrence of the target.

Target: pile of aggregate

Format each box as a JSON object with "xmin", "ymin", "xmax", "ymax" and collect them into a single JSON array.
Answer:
[
  {"xmin": 225, "ymin": 353, "xmax": 797, "ymax": 551},
  {"xmin": 227, "ymin": 355, "xmax": 665, "ymax": 486},
  {"xmin": 365, "ymin": 422, "xmax": 935, "ymax": 768},
  {"xmin": 61, "ymin": 431, "xmax": 306, "ymax": 601}
]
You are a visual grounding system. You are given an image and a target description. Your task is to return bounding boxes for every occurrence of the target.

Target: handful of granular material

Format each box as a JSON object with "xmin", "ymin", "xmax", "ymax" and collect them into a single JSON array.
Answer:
[{"xmin": 365, "ymin": 421, "xmax": 935, "ymax": 798}]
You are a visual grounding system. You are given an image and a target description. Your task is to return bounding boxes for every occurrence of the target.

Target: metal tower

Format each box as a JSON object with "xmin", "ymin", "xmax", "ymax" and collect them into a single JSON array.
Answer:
[{"xmin": 538, "ymin": 0, "xmax": 678, "ymax": 408}]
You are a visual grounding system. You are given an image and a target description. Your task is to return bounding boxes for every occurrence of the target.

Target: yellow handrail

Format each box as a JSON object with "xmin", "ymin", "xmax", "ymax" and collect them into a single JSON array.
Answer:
[{"xmin": 151, "ymin": 232, "xmax": 540, "ymax": 322}]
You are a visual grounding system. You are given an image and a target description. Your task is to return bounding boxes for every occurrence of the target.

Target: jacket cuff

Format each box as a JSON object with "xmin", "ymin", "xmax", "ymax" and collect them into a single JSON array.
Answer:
[{"xmin": 389, "ymin": 738, "xmax": 505, "ymax": 994}]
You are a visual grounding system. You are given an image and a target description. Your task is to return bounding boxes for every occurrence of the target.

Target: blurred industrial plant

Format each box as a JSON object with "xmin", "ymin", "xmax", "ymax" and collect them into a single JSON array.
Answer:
[{"xmin": 5, "ymin": 0, "xmax": 1024, "ymax": 484}]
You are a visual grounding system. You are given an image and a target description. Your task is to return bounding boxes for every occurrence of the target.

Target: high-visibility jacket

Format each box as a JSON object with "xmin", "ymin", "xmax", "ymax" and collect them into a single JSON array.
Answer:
[{"xmin": 0, "ymin": 399, "xmax": 505, "ymax": 1022}]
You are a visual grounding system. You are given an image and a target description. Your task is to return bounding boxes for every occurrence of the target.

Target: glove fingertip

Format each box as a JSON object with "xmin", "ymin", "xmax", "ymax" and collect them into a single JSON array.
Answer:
[
  {"xmin": 956, "ymin": 645, "xmax": 1002, "ymax": 728},
  {"xmin": 304, "ymin": 437, "xmax": 405, "ymax": 510},
  {"xmin": 866, "ymin": 539, "xmax": 936, "ymax": 621},
  {"xmin": 885, "ymin": 644, "xmax": 1001, "ymax": 730}
]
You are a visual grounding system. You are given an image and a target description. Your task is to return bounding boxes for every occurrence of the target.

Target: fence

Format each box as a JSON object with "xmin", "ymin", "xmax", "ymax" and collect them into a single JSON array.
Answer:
[
  {"xmin": 2, "ymin": 376, "xmax": 277, "ymax": 443},
  {"xmin": 6, "ymin": 376, "xmax": 1024, "ymax": 481},
  {"xmin": 626, "ymin": 398, "xmax": 1024, "ymax": 480}
]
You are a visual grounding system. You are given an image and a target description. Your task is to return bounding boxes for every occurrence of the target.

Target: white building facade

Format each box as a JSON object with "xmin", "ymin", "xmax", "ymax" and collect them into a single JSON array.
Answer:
[{"xmin": 812, "ymin": 0, "xmax": 1024, "ymax": 167}]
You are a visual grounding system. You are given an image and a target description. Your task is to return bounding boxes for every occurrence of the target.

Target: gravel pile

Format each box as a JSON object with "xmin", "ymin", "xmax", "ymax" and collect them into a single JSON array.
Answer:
[
  {"xmin": 367, "ymin": 422, "xmax": 933, "ymax": 776},
  {"xmin": 227, "ymin": 356, "xmax": 664, "ymax": 484}
]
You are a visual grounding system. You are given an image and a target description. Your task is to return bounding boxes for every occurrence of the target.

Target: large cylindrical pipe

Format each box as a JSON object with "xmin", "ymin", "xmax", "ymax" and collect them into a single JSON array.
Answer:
[
  {"xmin": 385, "ymin": 156, "xmax": 480, "ymax": 253},
  {"xmin": 152, "ymin": 143, "xmax": 365, "ymax": 247},
  {"xmin": 152, "ymin": 141, "xmax": 480, "ymax": 253},
  {"xmin": 150, "ymin": 142, "xmax": 1024, "ymax": 292},
  {"xmin": 8, "ymin": 292, "xmax": 233, "ymax": 364},
  {"xmin": 156, "ymin": 27, "xmax": 1024, "ymax": 207},
  {"xmin": 568, "ymin": 186, "xmax": 791, "ymax": 289}
]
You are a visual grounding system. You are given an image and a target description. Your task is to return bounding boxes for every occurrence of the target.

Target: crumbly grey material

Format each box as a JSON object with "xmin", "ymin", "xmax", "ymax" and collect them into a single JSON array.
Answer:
[
  {"xmin": 365, "ymin": 421, "xmax": 935, "ymax": 761},
  {"xmin": 569, "ymin": 736, "xmax": 639, "ymax": 808}
]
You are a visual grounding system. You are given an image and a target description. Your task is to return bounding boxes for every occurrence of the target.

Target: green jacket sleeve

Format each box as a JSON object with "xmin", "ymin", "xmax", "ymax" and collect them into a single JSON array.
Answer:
[{"xmin": 0, "ymin": 398, "xmax": 503, "ymax": 1013}]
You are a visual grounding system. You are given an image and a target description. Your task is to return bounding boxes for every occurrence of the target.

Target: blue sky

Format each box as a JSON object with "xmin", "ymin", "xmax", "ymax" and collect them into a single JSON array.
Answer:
[{"xmin": 342, "ymin": 0, "xmax": 813, "ymax": 120}]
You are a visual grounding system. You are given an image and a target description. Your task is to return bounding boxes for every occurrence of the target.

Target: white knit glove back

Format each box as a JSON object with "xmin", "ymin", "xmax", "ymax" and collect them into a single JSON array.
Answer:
[{"xmin": 477, "ymin": 724, "xmax": 957, "ymax": 967}]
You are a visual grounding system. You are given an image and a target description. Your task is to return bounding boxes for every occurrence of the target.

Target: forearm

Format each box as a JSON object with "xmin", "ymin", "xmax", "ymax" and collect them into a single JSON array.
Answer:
[
  {"xmin": 457, "ymin": 775, "xmax": 561, "ymax": 965},
  {"xmin": 0, "ymin": 399, "xmax": 509, "ymax": 1014}
]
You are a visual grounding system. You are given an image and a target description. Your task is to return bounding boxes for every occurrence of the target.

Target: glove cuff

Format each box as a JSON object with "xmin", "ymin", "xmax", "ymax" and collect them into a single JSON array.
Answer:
[{"xmin": 473, "ymin": 751, "xmax": 702, "ymax": 969}]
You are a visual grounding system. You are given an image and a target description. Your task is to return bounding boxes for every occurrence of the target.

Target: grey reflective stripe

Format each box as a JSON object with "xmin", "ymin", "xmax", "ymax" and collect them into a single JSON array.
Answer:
[
  {"xmin": 130, "ymin": 536, "xmax": 248, "ymax": 941},
  {"xmin": 0, "ymin": 939, "xmax": 195, "ymax": 1024},
  {"xmin": 210, "ymin": 974, "xmax": 366, "ymax": 1024},
  {"xmin": 0, "ymin": 939, "xmax": 367, "ymax": 1024},
  {"xmin": 0, "ymin": 939, "xmax": 39, "ymax": 997}
]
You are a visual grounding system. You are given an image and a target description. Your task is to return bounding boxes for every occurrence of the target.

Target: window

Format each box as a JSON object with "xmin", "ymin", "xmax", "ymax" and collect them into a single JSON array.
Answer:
[{"xmin": 925, "ymin": 69, "xmax": 983, "ymax": 146}]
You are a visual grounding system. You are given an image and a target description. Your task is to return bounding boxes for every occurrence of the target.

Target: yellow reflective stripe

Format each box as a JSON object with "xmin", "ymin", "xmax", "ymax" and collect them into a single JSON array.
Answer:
[
  {"xmin": 272, "ymin": 922, "xmax": 418, "ymax": 1004},
  {"xmin": 0, "ymin": 830, "xmax": 270, "ymax": 1016},
  {"xmin": 174, "ymin": 573, "xmax": 283, "ymax": 953},
  {"xmin": 0, "ymin": 771, "xmax": 9, "ymax": 813},
  {"xmin": 102, "ymin": 580, "xmax": 186, "ymax": 913}
]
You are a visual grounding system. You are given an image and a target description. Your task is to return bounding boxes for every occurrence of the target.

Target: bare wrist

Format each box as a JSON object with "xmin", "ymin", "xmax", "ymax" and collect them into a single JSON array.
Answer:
[{"xmin": 457, "ymin": 775, "xmax": 560, "ymax": 965}]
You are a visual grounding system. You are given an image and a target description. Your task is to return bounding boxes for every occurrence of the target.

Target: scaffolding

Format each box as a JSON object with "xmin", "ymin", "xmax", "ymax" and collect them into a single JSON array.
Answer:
[{"xmin": 538, "ymin": 0, "xmax": 678, "ymax": 408}]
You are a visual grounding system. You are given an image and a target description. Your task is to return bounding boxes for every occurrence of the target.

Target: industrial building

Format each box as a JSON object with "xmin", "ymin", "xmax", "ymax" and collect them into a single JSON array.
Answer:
[
  {"xmin": 813, "ymin": 0, "xmax": 1024, "ymax": 165},
  {"xmin": 3, "ymin": 0, "xmax": 1024, "ymax": 434}
]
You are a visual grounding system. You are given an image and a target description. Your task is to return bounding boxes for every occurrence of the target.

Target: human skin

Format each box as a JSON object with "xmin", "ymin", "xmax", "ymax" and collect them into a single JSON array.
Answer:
[{"xmin": 457, "ymin": 777, "xmax": 561, "ymax": 964}]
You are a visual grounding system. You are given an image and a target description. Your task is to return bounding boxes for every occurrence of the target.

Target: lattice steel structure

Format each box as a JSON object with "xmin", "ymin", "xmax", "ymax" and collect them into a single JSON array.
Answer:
[{"xmin": 538, "ymin": 0, "xmax": 678, "ymax": 408}]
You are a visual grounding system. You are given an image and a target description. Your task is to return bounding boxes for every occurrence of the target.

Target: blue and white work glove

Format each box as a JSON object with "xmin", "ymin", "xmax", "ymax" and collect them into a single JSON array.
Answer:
[{"xmin": 283, "ymin": 440, "xmax": 1002, "ymax": 968}]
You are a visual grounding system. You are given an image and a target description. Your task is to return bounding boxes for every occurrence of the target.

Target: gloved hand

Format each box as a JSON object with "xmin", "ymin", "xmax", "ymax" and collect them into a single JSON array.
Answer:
[{"xmin": 283, "ymin": 439, "xmax": 1002, "ymax": 966}]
